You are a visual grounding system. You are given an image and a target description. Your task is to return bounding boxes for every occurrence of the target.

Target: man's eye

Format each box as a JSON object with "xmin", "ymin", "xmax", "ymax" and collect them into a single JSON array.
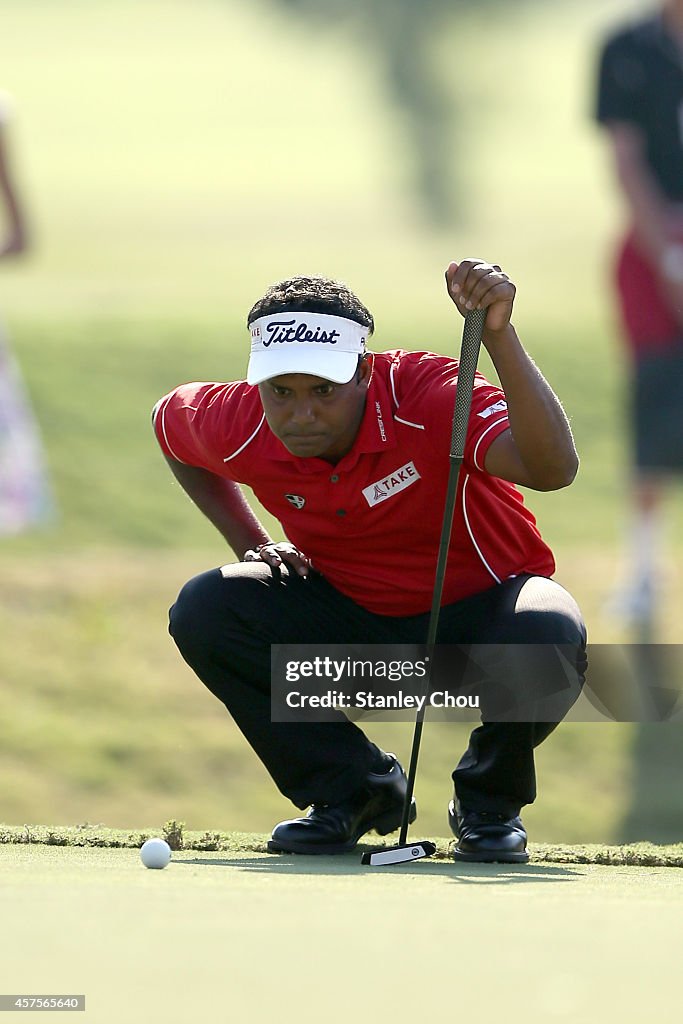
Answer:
[{"xmin": 316, "ymin": 386, "xmax": 334, "ymax": 396}]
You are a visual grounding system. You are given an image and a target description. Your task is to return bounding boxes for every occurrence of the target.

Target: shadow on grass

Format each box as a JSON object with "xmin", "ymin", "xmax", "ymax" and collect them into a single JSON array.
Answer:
[{"xmin": 172, "ymin": 851, "xmax": 582, "ymax": 883}]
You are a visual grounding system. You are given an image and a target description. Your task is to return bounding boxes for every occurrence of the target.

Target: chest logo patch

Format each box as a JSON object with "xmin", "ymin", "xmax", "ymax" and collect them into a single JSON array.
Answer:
[
  {"xmin": 285, "ymin": 494, "xmax": 306, "ymax": 509},
  {"xmin": 362, "ymin": 461, "xmax": 421, "ymax": 508}
]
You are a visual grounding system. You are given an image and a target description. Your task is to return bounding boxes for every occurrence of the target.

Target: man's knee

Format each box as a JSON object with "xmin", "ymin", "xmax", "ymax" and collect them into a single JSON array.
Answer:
[
  {"xmin": 169, "ymin": 563, "xmax": 275, "ymax": 652},
  {"xmin": 169, "ymin": 567, "xmax": 255, "ymax": 654},
  {"xmin": 470, "ymin": 578, "xmax": 587, "ymax": 720},
  {"xmin": 512, "ymin": 577, "xmax": 586, "ymax": 647},
  {"xmin": 516, "ymin": 608, "xmax": 585, "ymax": 648}
]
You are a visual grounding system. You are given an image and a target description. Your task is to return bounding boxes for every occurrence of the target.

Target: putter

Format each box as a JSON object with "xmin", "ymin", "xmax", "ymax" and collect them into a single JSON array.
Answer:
[{"xmin": 361, "ymin": 307, "xmax": 486, "ymax": 866}]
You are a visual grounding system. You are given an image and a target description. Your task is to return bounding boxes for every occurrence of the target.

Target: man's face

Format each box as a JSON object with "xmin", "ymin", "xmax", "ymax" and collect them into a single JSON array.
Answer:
[{"xmin": 258, "ymin": 360, "xmax": 370, "ymax": 463}]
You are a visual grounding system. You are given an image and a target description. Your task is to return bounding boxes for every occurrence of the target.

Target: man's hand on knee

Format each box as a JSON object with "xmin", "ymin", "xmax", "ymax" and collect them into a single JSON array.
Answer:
[{"xmin": 243, "ymin": 541, "xmax": 313, "ymax": 577}]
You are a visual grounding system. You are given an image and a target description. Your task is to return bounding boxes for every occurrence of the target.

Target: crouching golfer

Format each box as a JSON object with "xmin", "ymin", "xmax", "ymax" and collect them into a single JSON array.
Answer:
[{"xmin": 153, "ymin": 259, "xmax": 587, "ymax": 863}]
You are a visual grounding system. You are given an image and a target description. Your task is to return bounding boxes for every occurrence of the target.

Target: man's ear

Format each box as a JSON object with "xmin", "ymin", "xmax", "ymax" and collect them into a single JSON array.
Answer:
[{"xmin": 356, "ymin": 354, "xmax": 371, "ymax": 386}]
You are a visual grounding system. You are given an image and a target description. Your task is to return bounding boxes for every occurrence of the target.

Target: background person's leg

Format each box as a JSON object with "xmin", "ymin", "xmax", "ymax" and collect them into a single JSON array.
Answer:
[
  {"xmin": 0, "ymin": 327, "xmax": 53, "ymax": 534},
  {"xmin": 608, "ymin": 238, "xmax": 683, "ymax": 625}
]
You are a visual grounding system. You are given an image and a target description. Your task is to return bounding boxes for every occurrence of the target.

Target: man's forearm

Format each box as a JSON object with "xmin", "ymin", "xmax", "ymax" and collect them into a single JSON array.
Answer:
[
  {"xmin": 608, "ymin": 123, "xmax": 672, "ymax": 260},
  {"xmin": 164, "ymin": 457, "xmax": 271, "ymax": 559},
  {"xmin": 617, "ymin": 159, "xmax": 670, "ymax": 258},
  {"xmin": 484, "ymin": 325, "xmax": 578, "ymax": 490}
]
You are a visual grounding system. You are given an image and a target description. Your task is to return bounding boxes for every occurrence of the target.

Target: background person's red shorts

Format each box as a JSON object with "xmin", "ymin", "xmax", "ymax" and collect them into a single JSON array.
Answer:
[{"xmin": 616, "ymin": 234, "xmax": 683, "ymax": 473}]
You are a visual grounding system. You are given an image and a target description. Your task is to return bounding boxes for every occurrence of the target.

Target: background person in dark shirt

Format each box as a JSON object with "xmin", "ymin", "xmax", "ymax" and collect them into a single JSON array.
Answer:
[{"xmin": 595, "ymin": 2, "xmax": 683, "ymax": 625}]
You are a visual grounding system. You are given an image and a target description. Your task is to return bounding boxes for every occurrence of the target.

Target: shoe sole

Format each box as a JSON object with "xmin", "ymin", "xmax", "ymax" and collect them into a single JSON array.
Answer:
[
  {"xmin": 267, "ymin": 838, "xmax": 356, "ymax": 855},
  {"xmin": 453, "ymin": 848, "xmax": 529, "ymax": 864},
  {"xmin": 267, "ymin": 800, "xmax": 417, "ymax": 856}
]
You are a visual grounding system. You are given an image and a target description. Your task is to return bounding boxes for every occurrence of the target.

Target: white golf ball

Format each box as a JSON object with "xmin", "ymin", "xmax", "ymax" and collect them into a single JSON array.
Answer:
[{"xmin": 140, "ymin": 838, "xmax": 171, "ymax": 869}]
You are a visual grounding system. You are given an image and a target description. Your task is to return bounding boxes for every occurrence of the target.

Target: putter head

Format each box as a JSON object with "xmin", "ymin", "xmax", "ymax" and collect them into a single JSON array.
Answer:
[{"xmin": 360, "ymin": 841, "xmax": 437, "ymax": 866}]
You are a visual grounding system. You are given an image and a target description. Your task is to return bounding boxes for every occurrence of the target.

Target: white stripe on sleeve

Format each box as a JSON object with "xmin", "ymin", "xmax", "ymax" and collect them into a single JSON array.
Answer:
[
  {"xmin": 473, "ymin": 416, "xmax": 509, "ymax": 471},
  {"xmin": 153, "ymin": 395, "xmax": 188, "ymax": 464}
]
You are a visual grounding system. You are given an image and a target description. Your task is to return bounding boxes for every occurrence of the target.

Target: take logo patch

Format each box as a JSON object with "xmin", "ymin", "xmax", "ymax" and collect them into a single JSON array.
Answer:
[{"xmin": 362, "ymin": 461, "xmax": 421, "ymax": 507}]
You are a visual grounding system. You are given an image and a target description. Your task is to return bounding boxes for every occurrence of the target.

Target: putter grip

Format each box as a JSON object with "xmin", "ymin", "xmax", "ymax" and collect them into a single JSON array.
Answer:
[{"xmin": 451, "ymin": 308, "xmax": 486, "ymax": 459}]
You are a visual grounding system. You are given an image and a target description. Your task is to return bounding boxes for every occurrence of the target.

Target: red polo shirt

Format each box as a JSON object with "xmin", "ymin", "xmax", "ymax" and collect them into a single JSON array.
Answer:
[{"xmin": 153, "ymin": 350, "xmax": 555, "ymax": 616}]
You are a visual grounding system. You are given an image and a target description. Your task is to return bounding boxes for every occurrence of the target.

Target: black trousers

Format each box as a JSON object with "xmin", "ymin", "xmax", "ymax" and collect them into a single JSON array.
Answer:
[{"xmin": 169, "ymin": 564, "xmax": 587, "ymax": 818}]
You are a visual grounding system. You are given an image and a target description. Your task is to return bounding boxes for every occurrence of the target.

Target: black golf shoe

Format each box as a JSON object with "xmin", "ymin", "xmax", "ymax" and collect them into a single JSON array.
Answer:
[
  {"xmin": 268, "ymin": 756, "xmax": 417, "ymax": 855},
  {"xmin": 448, "ymin": 799, "xmax": 529, "ymax": 864}
]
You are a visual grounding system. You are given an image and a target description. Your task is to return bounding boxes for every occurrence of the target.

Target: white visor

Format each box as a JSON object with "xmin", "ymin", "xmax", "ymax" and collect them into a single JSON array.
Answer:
[{"xmin": 247, "ymin": 312, "xmax": 368, "ymax": 385}]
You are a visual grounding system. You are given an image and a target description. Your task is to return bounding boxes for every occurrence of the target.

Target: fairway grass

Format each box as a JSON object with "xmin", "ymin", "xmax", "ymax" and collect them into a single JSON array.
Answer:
[
  {"xmin": 1, "ymin": 842, "xmax": 682, "ymax": 1024},
  {"xmin": 2, "ymin": 546, "xmax": 682, "ymax": 844},
  {"xmin": 0, "ymin": 0, "xmax": 636, "ymax": 324}
]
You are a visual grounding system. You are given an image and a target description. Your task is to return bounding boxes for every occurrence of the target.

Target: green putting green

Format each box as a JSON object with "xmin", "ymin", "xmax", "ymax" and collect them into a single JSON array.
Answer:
[{"xmin": 1, "ymin": 843, "xmax": 681, "ymax": 1024}]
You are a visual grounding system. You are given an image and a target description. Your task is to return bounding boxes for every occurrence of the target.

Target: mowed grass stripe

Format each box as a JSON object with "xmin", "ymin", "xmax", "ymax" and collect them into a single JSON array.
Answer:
[{"xmin": 1, "ymin": 823, "xmax": 682, "ymax": 867}]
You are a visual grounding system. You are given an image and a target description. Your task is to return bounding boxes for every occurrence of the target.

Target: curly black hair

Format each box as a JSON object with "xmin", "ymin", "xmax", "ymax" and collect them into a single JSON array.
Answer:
[{"xmin": 247, "ymin": 275, "xmax": 374, "ymax": 335}]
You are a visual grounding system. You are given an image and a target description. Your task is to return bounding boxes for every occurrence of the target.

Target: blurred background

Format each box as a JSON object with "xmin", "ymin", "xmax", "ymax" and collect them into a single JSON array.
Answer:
[{"xmin": 0, "ymin": 0, "xmax": 681, "ymax": 843}]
